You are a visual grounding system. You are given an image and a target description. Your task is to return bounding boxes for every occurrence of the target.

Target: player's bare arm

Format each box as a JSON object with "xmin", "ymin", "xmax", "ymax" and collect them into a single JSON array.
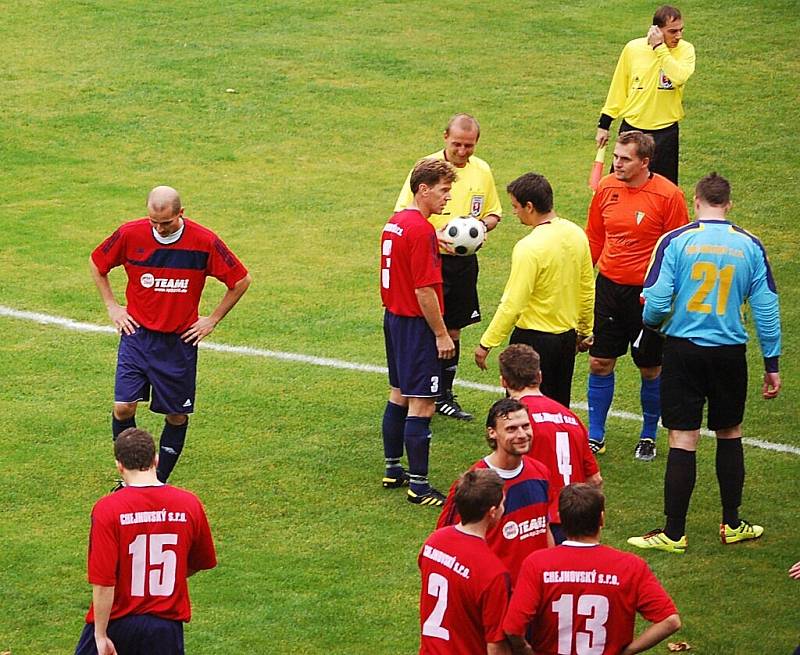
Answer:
[
  {"xmin": 789, "ymin": 561, "xmax": 800, "ymax": 580},
  {"xmin": 90, "ymin": 258, "xmax": 139, "ymax": 336},
  {"xmin": 181, "ymin": 273, "xmax": 252, "ymax": 345},
  {"xmin": 415, "ymin": 286, "xmax": 455, "ymax": 359},
  {"xmin": 620, "ymin": 613, "xmax": 681, "ymax": 655},
  {"xmin": 91, "ymin": 584, "xmax": 118, "ymax": 655}
]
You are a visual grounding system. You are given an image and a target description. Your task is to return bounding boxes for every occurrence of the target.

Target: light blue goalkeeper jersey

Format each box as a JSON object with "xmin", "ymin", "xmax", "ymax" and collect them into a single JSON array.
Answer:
[{"xmin": 642, "ymin": 219, "xmax": 781, "ymax": 363}]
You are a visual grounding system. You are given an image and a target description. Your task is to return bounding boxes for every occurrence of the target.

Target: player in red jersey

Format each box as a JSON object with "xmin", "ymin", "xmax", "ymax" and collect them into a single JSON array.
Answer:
[
  {"xmin": 75, "ymin": 428, "xmax": 217, "ymax": 655},
  {"xmin": 90, "ymin": 186, "xmax": 251, "ymax": 482},
  {"xmin": 584, "ymin": 131, "xmax": 689, "ymax": 461},
  {"xmin": 381, "ymin": 159, "xmax": 457, "ymax": 507},
  {"xmin": 504, "ymin": 484, "xmax": 680, "ymax": 655},
  {"xmin": 437, "ymin": 398, "xmax": 551, "ymax": 579},
  {"xmin": 498, "ymin": 344, "xmax": 602, "ymax": 544},
  {"xmin": 419, "ymin": 468, "xmax": 512, "ymax": 655}
]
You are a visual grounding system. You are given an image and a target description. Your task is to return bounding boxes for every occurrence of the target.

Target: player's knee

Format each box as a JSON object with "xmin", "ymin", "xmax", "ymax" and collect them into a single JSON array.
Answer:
[
  {"xmin": 408, "ymin": 397, "xmax": 435, "ymax": 418},
  {"xmin": 589, "ymin": 357, "xmax": 615, "ymax": 375},
  {"xmin": 639, "ymin": 365, "xmax": 661, "ymax": 380},
  {"xmin": 166, "ymin": 413, "xmax": 188, "ymax": 426},
  {"xmin": 447, "ymin": 327, "xmax": 461, "ymax": 340},
  {"xmin": 113, "ymin": 403, "xmax": 137, "ymax": 420}
]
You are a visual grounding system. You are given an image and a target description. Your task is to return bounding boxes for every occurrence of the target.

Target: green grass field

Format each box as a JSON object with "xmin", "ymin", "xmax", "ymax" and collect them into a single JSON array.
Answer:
[{"xmin": 1, "ymin": 1, "xmax": 798, "ymax": 653}]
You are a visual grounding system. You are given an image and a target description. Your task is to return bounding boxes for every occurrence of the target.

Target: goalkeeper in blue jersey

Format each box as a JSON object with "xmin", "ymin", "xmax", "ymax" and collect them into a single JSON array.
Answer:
[{"xmin": 627, "ymin": 172, "xmax": 781, "ymax": 554}]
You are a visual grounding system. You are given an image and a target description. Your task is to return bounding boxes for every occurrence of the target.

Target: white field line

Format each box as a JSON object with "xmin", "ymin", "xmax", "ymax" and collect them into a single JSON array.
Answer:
[{"xmin": 2, "ymin": 304, "xmax": 798, "ymax": 457}]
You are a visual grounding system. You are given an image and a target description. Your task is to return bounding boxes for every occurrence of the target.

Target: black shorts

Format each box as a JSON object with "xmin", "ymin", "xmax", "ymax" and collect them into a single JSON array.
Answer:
[
  {"xmin": 589, "ymin": 273, "xmax": 662, "ymax": 368},
  {"xmin": 619, "ymin": 120, "xmax": 679, "ymax": 184},
  {"xmin": 660, "ymin": 337, "xmax": 747, "ymax": 431},
  {"xmin": 510, "ymin": 327, "xmax": 577, "ymax": 408},
  {"xmin": 441, "ymin": 254, "xmax": 480, "ymax": 330}
]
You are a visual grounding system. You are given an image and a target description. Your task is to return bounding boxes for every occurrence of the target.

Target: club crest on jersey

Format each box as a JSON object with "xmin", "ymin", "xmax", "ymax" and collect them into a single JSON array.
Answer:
[
  {"xmin": 658, "ymin": 69, "xmax": 674, "ymax": 89},
  {"xmin": 502, "ymin": 516, "xmax": 547, "ymax": 541},
  {"xmin": 635, "ymin": 211, "xmax": 646, "ymax": 225},
  {"xmin": 140, "ymin": 273, "xmax": 190, "ymax": 293},
  {"xmin": 470, "ymin": 195, "xmax": 484, "ymax": 217}
]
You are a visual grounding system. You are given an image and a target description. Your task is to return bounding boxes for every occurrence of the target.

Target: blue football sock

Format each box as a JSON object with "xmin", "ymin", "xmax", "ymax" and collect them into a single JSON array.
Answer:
[
  {"xmin": 588, "ymin": 372, "xmax": 614, "ymax": 440},
  {"xmin": 405, "ymin": 416, "xmax": 432, "ymax": 493},
  {"xmin": 112, "ymin": 414, "xmax": 136, "ymax": 440},
  {"xmin": 382, "ymin": 402, "xmax": 407, "ymax": 471},
  {"xmin": 640, "ymin": 376, "xmax": 661, "ymax": 439},
  {"xmin": 156, "ymin": 418, "xmax": 188, "ymax": 483}
]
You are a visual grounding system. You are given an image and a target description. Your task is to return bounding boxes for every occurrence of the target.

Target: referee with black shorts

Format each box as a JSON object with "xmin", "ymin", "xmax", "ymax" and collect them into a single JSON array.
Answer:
[{"xmin": 595, "ymin": 5, "xmax": 696, "ymax": 183}]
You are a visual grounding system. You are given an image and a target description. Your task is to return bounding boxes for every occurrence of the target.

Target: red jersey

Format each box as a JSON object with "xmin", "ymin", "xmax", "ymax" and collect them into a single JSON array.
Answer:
[
  {"xmin": 84, "ymin": 484, "xmax": 217, "ymax": 624},
  {"xmin": 418, "ymin": 526, "xmax": 511, "ymax": 655},
  {"xmin": 586, "ymin": 173, "xmax": 688, "ymax": 285},
  {"xmin": 520, "ymin": 394, "xmax": 600, "ymax": 524},
  {"xmin": 437, "ymin": 457, "xmax": 550, "ymax": 581},
  {"xmin": 504, "ymin": 543, "xmax": 677, "ymax": 655},
  {"xmin": 91, "ymin": 218, "xmax": 248, "ymax": 333},
  {"xmin": 380, "ymin": 209, "xmax": 443, "ymax": 317}
]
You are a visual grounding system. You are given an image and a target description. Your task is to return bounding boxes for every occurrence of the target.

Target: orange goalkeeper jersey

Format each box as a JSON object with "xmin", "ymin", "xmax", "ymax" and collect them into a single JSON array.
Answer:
[{"xmin": 586, "ymin": 173, "xmax": 688, "ymax": 285}]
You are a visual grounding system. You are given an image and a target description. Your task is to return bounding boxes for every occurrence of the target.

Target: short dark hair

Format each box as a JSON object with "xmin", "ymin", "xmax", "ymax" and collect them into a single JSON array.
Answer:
[
  {"xmin": 653, "ymin": 5, "xmax": 682, "ymax": 27},
  {"xmin": 498, "ymin": 344, "xmax": 541, "ymax": 392},
  {"xmin": 445, "ymin": 113, "xmax": 480, "ymax": 138},
  {"xmin": 617, "ymin": 131, "xmax": 655, "ymax": 163},
  {"xmin": 485, "ymin": 397, "xmax": 526, "ymax": 450},
  {"xmin": 454, "ymin": 469, "xmax": 504, "ymax": 524},
  {"xmin": 695, "ymin": 172, "xmax": 731, "ymax": 207},
  {"xmin": 559, "ymin": 484, "xmax": 605, "ymax": 538},
  {"xmin": 410, "ymin": 158, "xmax": 457, "ymax": 195},
  {"xmin": 115, "ymin": 428, "xmax": 157, "ymax": 472},
  {"xmin": 506, "ymin": 173, "xmax": 553, "ymax": 214}
]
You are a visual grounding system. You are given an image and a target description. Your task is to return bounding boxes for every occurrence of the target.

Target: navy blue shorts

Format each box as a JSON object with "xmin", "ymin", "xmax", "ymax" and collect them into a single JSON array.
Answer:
[
  {"xmin": 384, "ymin": 311, "xmax": 440, "ymax": 397},
  {"xmin": 115, "ymin": 327, "xmax": 197, "ymax": 415},
  {"xmin": 75, "ymin": 615, "xmax": 184, "ymax": 655}
]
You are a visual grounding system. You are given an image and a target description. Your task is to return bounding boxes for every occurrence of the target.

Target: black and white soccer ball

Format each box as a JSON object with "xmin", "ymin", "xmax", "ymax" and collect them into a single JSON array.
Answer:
[{"xmin": 444, "ymin": 217, "xmax": 486, "ymax": 256}]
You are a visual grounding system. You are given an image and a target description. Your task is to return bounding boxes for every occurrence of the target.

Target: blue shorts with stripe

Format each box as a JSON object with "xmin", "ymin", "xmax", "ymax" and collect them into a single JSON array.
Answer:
[
  {"xmin": 75, "ymin": 614, "xmax": 184, "ymax": 655},
  {"xmin": 115, "ymin": 327, "xmax": 197, "ymax": 415},
  {"xmin": 383, "ymin": 310, "xmax": 440, "ymax": 397}
]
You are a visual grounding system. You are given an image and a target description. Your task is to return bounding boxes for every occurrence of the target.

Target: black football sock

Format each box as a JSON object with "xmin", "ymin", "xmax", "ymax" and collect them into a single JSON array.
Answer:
[
  {"xmin": 663, "ymin": 447, "xmax": 696, "ymax": 541},
  {"xmin": 156, "ymin": 418, "xmax": 188, "ymax": 483},
  {"xmin": 405, "ymin": 416, "xmax": 432, "ymax": 493},
  {"xmin": 112, "ymin": 414, "xmax": 136, "ymax": 440},
  {"xmin": 716, "ymin": 438, "xmax": 744, "ymax": 528},
  {"xmin": 439, "ymin": 340, "xmax": 460, "ymax": 399},
  {"xmin": 382, "ymin": 401, "xmax": 407, "ymax": 474}
]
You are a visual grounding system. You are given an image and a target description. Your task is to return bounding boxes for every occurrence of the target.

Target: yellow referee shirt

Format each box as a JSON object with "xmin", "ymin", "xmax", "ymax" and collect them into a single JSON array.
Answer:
[
  {"xmin": 395, "ymin": 150, "xmax": 502, "ymax": 230},
  {"xmin": 602, "ymin": 38, "xmax": 695, "ymax": 130},
  {"xmin": 480, "ymin": 217, "xmax": 594, "ymax": 348}
]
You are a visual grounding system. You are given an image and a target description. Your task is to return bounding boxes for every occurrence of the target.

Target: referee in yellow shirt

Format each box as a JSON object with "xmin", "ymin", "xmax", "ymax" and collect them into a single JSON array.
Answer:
[
  {"xmin": 475, "ymin": 173, "xmax": 594, "ymax": 408},
  {"xmin": 595, "ymin": 5, "xmax": 695, "ymax": 183},
  {"xmin": 396, "ymin": 114, "xmax": 502, "ymax": 421}
]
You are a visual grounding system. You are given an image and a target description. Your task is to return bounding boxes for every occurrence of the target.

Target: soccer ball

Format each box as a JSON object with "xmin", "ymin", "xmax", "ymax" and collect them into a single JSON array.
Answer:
[{"xmin": 444, "ymin": 217, "xmax": 486, "ymax": 256}]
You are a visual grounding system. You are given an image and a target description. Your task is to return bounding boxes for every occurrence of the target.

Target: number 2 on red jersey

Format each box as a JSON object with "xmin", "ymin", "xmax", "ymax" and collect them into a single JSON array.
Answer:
[{"xmin": 421, "ymin": 572, "xmax": 450, "ymax": 640}]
